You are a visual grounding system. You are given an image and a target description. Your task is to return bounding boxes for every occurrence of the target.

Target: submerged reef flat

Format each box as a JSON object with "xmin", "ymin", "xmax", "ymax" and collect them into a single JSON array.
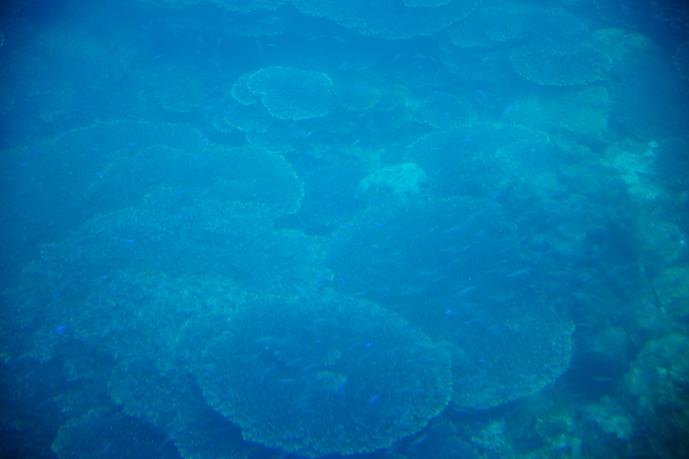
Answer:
[{"xmin": 1, "ymin": 1, "xmax": 688, "ymax": 459}]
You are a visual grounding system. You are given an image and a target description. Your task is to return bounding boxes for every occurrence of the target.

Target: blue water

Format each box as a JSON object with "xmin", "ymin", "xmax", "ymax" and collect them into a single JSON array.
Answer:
[{"xmin": 1, "ymin": 1, "xmax": 688, "ymax": 458}]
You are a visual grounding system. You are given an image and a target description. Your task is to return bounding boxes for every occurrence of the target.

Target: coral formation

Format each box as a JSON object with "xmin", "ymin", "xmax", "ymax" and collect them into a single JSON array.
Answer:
[
  {"xmin": 85, "ymin": 144, "xmax": 304, "ymax": 217},
  {"xmin": 447, "ymin": 3, "xmax": 528, "ymax": 48},
  {"xmin": 358, "ymin": 162, "xmax": 428, "ymax": 204},
  {"xmin": 13, "ymin": 186, "xmax": 325, "ymax": 366},
  {"xmin": 511, "ymin": 40, "xmax": 611, "ymax": 86},
  {"xmin": 610, "ymin": 54, "xmax": 689, "ymax": 140},
  {"xmin": 329, "ymin": 197, "xmax": 573, "ymax": 408},
  {"xmin": 138, "ymin": 0, "xmax": 287, "ymax": 11},
  {"xmin": 2, "ymin": 1, "xmax": 689, "ymax": 458},
  {"xmin": 673, "ymin": 41, "xmax": 689, "ymax": 81},
  {"xmin": 196, "ymin": 294, "xmax": 452, "ymax": 456},
  {"xmin": 653, "ymin": 138, "xmax": 689, "ymax": 192},
  {"xmin": 627, "ymin": 333, "xmax": 689, "ymax": 411},
  {"xmin": 405, "ymin": 122, "xmax": 549, "ymax": 197},
  {"xmin": 501, "ymin": 86, "xmax": 610, "ymax": 142},
  {"xmin": 334, "ymin": 72, "xmax": 382, "ymax": 111},
  {"xmin": 413, "ymin": 92, "xmax": 475, "ymax": 129},
  {"xmin": 246, "ymin": 66, "xmax": 335, "ymax": 120},
  {"xmin": 108, "ymin": 359, "xmax": 249, "ymax": 459},
  {"xmin": 52, "ymin": 409, "xmax": 177, "ymax": 459},
  {"xmin": 292, "ymin": 0, "xmax": 481, "ymax": 39}
]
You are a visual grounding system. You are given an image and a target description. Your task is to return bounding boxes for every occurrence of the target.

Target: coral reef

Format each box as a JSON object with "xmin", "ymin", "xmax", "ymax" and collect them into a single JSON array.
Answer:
[
  {"xmin": 447, "ymin": 3, "xmax": 529, "ymax": 48},
  {"xmin": 52, "ymin": 409, "xmax": 178, "ymax": 459},
  {"xmin": 625, "ymin": 333, "xmax": 689, "ymax": 457},
  {"xmin": 292, "ymin": 0, "xmax": 481, "ymax": 39},
  {"xmin": 511, "ymin": 40, "xmax": 611, "ymax": 86},
  {"xmin": 329, "ymin": 197, "xmax": 573, "ymax": 409},
  {"xmin": 246, "ymin": 66, "xmax": 335, "ymax": 120},
  {"xmin": 501, "ymin": 86, "xmax": 610, "ymax": 142},
  {"xmin": 138, "ymin": 0, "xmax": 287, "ymax": 11},
  {"xmin": 85, "ymin": 143, "xmax": 304, "ymax": 217},
  {"xmin": 673, "ymin": 41, "xmax": 689, "ymax": 81},
  {"xmin": 2, "ymin": 1, "xmax": 689, "ymax": 458},
  {"xmin": 653, "ymin": 138, "xmax": 689, "ymax": 192},
  {"xmin": 358, "ymin": 162, "xmax": 428, "ymax": 204},
  {"xmin": 413, "ymin": 92, "xmax": 475, "ymax": 129},
  {"xmin": 405, "ymin": 122, "xmax": 549, "ymax": 197},
  {"xmin": 196, "ymin": 294, "xmax": 452, "ymax": 456}
]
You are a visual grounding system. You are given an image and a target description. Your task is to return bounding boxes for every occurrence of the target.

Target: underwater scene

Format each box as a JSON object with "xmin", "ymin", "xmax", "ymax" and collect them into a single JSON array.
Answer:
[{"xmin": 1, "ymin": 0, "xmax": 688, "ymax": 458}]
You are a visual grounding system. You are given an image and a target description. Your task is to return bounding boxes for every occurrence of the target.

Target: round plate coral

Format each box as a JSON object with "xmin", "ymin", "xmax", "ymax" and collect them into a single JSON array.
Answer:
[{"xmin": 195, "ymin": 293, "xmax": 452, "ymax": 457}]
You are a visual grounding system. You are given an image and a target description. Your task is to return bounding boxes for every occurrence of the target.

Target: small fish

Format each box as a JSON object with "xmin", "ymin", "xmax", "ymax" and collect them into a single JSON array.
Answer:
[
  {"xmin": 590, "ymin": 376, "xmax": 615, "ymax": 383},
  {"xmin": 282, "ymin": 357, "xmax": 303, "ymax": 367},
  {"xmin": 54, "ymin": 324, "xmax": 66, "ymax": 334},
  {"xmin": 454, "ymin": 285, "xmax": 477, "ymax": 297},
  {"xmin": 368, "ymin": 394, "xmax": 380, "ymax": 404},
  {"xmin": 441, "ymin": 222, "xmax": 467, "ymax": 234},
  {"xmin": 407, "ymin": 433, "xmax": 430, "ymax": 450},
  {"xmin": 506, "ymin": 267, "xmax": 530, "ymax": 279},
  {"xmin": 299, "ymin": 362, "xmax": 320, "ymax": 373},
  {"xmin": 349, "ymin": 288, "xmax": 370, "ymax": 297},
  {"xmin": 399, "ymin": 285, "xmax": 427, "ymax": 295},
  {"xmin": 416, "ymin": 269, "xmax": 439, "ymax": 278},
  {"xmin": 440, "ymin": 245, "xmax": 470, "ymax": 255},
  {"xmin": 447, "ymin": 257, "xmax": 467, "ymax": 268},
  {"xmin": 255, "ymin": 336, "xmax": 280, "ymax": 345},
  {"xmin": 389, "ymin": 248, "xmax": 406, "ymax": 258}
]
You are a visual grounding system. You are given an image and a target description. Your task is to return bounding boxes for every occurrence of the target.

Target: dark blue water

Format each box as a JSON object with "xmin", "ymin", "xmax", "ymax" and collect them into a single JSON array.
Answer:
[{"xmin": 1, "ymin": 1, "xmax": 688, "ymax": 458}]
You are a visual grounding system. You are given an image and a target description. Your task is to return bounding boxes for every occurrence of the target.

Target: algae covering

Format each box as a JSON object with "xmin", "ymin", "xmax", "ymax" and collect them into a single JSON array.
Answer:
[{"xmin": 1, "ymin": 1, "xmax": 688, "ymax": 459}]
